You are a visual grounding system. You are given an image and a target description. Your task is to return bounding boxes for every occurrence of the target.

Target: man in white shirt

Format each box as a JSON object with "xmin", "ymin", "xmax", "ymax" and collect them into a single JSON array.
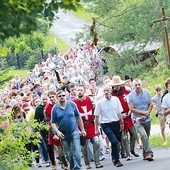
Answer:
[{"xmin": 94, "ymin": 85, "xmax": 124, "ymax": 167}]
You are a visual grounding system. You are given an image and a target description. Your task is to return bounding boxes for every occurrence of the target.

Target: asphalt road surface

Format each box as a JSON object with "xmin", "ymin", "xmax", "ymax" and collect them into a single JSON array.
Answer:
[
  {"xmin": 49, "ymin": 11, "xmax": 90, "ymax": 47},
  {"xmin": 33, "ymin": 148, "xmax": 170, "ymax": 170}
]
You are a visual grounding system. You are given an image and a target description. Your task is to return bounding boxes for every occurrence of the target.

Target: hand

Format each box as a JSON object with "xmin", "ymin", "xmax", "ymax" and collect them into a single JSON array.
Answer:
[
  {"xmin": 120, "ymin": 123, "xmax": 124, "ymax": 131},
  {"xmin": 80, "ymin": 130, "xmax": 86, "ymax": 136},
  {"xmin": 142, "ymin": 111, "xmax": 150, "ymax": 117},
  {"xmin": 138, "ymin": 115, "xmax": 146, "ymax": 122},
  {"xmin": 53, "ymin": 134, "xmax": 59, "ymax": 140},
  {"xmin": 56, "ymin": 131, "xmax": 64, "ymax": 139},
  {"xmin": 95, "ymin": 128, "xmax": 100, "ymax": 136},
  {"xmin": 122, "ymin": 113, "xmax": 128, "ymax": 119}
]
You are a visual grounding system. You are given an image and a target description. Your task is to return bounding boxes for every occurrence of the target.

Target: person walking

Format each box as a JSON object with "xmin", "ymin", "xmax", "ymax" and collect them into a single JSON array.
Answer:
[
  {"xmin": 51, "ymin": 89, "xmax": 86, "ymax": 170},
  {"xmin": 73, "ymin": 84, "xmax": 103, "ymax": 169},
  {"xmin": 152, "ymin": 85, "xmax": 167, "ymax": 146},
  {"xmin": 94, "ymin": 85, "xmax": 124, "ymax": 167},
  {"xmin": 110, "ymin": 76, "xmax": 139, "ymax": 160},
  {"xmin": 127, "ymin": 78, "xmax": 154, "ymax": 161}
]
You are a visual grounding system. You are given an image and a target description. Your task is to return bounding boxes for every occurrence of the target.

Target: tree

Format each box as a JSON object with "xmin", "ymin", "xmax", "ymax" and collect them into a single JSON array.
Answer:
[
  {"xmin": 0, "ymin": 0, "xmax": 81, "ymax": 41},
  {"xmin": 78, "ymin": 0, "xmax": 170, "ymax": 77}
]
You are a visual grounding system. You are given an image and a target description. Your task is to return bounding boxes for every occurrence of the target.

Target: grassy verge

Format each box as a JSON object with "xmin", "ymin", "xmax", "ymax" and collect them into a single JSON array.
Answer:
[
  {"xmin": 0, "ymin": 69, "xmax": 29, "ymax": 90},
  {"xmin": 44, "ymin": 33, "xmax": 69, "ymax": 53},
  {"xmin": 150, "ymin": 135, "xmax": 170, "ymax": 148},
  {"xmin": 72, "ymin": 8, "xmax": 96, "ymax": 22}
]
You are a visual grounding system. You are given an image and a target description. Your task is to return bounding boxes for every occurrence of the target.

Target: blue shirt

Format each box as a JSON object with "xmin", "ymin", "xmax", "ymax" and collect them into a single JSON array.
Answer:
[
  {"xmin": 51, "ymin": 101, "xmax": 79, "ymax": 132},
  {"xmin": 128, "ymin": 88, "xmax": 152, "ymax": 123}
]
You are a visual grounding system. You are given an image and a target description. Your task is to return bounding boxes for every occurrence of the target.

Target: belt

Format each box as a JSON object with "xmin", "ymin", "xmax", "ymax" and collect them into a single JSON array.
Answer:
[
  {"xmin": 83, "ymin": 119, "xmax": 94, "ymax": 122},
  {"xmin": 61, "ymin": 129, "xmax": 75, "ymax": 134}
]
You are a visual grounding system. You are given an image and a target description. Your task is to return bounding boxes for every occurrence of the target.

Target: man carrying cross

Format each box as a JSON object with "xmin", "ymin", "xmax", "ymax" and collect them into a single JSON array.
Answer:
[{"xmin": 73, "ymin": 84, "xmax": 103, "ymax": 169}]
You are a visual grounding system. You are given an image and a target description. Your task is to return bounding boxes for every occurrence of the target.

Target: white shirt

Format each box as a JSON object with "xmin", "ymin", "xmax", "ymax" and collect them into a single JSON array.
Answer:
[
  {"xmin": 94, "ymin": 96, "xmax": 123, "ymax": 123},
  {"xmin": 162, "ymin": 93, "xmax": 170, "ymax": 123}
]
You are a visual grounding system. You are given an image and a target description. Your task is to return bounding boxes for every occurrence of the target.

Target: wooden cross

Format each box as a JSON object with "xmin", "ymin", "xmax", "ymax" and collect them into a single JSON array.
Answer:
[{"xmin": 153, "ymin": 6, "xmax": 170, "ymax": 66}]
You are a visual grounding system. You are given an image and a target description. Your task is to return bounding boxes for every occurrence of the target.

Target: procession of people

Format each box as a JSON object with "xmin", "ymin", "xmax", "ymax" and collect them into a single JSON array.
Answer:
[{"xmin": 1, "ymin": 43, "xmax": 170, "ymax": 170}]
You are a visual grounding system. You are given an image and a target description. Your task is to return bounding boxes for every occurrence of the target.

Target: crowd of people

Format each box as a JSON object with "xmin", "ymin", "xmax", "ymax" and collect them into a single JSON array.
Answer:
[{"xmin": 0, "ymin": 43, "xmax": 170, "ymax": 170}]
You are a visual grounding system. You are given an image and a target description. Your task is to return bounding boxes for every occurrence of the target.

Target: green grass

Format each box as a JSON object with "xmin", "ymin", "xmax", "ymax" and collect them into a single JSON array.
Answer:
[
  {"xmin": 72, "ymin": 8, "xmax": 96, "ymax": 22},
  {"xmin": 0, "ymin": 69, "xmax": 29, "ymax": 90},
  {"xmin": 7, "ymin": 69, "xmax": 29, "ymax": 78},
  {"xmin": 44, "ymin": 33, "xmax": 69, "ymax": 54},
  {"xmin": 150, "ymin": 135, "xmax": 170, "ymax": 148}
]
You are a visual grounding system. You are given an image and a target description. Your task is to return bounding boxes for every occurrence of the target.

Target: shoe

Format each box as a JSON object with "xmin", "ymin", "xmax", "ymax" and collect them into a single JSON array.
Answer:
[
  {"xmin": 52, "ymin": 165, "xmax": 56, "ymax": 170},
  {"xmin": 145, "ymin": 154, "xmax": 154, "ymax": 161},
  {"xmin": 163, "ymin": 141, "xmax": 167, "ymax": 146},
  {"xmin": 114, "ymin": 161, "xmax": 123, "ymax": 167},
  {"xmin": 105, "ymin": 148, "xmax": 110, "ymax": 154},
  {"xmin": 86, "ymin": 164, "xmax": 92, "ymax": 169},
  {"xmin": 46, "ymin": 162, "xmax": 50, "ymax": 167},
  {"xmin": 121, "ymin": 154, "xmax": 127, "ymax": 158},
  {"xmin": 96, "ymin": 162, "xmax": 103, "ymax": 168},
  {"xmin": 126, "ymin": 156, "xmax": 132, "ymax": 161},
  {"xmin": 36, "ymin": 163, "xmax": 42, "ymax": 168},
  {"xmin": 99, "ymin": 157, "xmax": 105, "ymax": 161},
  {"xmin": 131, "ymin": 151, "xmax": 139, "ymax": 157}
]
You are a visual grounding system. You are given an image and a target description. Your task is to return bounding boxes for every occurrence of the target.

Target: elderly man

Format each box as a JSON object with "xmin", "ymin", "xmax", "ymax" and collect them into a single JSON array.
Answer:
[
  {"xmin": 94, "ymin": 85, "xmax": 124, "ymax": 167},
  {"xmin": 127, "ymin": 78, "xmax": 154, "ymax": 161}
]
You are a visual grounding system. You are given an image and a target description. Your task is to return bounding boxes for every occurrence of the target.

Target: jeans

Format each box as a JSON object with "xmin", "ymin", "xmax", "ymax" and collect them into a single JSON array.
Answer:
[
  {"xmin": 61, "ymin": 129, "xmax": 82, "ymax": 170},
  {"xmin": 40, "ymin": 138, "xmax": 49, "ymax": 162},
  {"xmin": 101, "ymin": 121, "xmax": 120, "ymax": 162},
  {"xmin": 134, "ymin": 121, "xmax": 153, "ymax": 157},
  {"xmin": 81, "ymin": 136, "xmax": 100, "ymax": 166}
]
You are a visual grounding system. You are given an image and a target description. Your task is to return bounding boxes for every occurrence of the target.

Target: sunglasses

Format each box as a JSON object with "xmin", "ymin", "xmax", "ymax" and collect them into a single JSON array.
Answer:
[
  {"xmin": 58, "ymin": 94, "xmax": 66, "ymax": 98},
  {"xmin": 135, "ymin": 84, "xmax": 141, "ymax": 86}
]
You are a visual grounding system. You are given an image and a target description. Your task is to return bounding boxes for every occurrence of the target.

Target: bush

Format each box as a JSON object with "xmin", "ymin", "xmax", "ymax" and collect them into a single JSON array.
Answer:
[{"xmin": 0, "ymin": 114, "xmax": 48, "ymax": 169}]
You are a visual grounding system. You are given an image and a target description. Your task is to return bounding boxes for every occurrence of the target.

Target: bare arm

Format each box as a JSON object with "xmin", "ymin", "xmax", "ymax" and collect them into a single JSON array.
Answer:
[
  {"xmin": 128, "ymin": 104, "xmax": 150, "ymax": 117},
  {"xmin": 76, "ymin": 116, "xmax": 86, "ymax": 136},
  {"xmin": 163, "ymin": 108, "xmax": 170, "ymax": 116}
]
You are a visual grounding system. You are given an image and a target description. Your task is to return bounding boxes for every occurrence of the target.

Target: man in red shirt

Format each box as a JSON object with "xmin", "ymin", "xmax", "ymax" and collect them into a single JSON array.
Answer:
[
  {"xmin": 45, "ymin": 90, "xmax": 68, "ymax": 170},
  {"xmin": 111, "ymin": 76, "xmax": 139, "ymax": 160},
  {"xmin": 73, "ymin": 84, "xmax": 103, "ymax": 169}
]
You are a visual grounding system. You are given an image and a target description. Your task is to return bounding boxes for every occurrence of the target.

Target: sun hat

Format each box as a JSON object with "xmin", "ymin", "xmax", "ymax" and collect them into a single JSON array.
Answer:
[{"xmin": 110, "ymin": 76, "xmax": 125, "ymax": 86}]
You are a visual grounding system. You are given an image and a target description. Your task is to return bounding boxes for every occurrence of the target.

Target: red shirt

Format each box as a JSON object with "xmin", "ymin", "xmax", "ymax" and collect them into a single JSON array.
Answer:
[
  {"xmin": 73, "ymin": 96, "xmax": 96, "ymax": 139},
  {"xmin": 112, "ymin": 86, "xmax": 133, "ymax": 131},
  {"xmin": 45, "ymin": 103, "xmax": 61, "ymax": 146}
]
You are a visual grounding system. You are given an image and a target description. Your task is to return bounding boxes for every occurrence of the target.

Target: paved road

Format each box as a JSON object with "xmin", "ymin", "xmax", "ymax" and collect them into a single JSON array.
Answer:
[
  {"xmin": 33, "ymin": 148, "xmax": 170, "ymax": 170},
  {"xmin": 49, "ymin": 11, "xmax": 90, "ymax": 47}
]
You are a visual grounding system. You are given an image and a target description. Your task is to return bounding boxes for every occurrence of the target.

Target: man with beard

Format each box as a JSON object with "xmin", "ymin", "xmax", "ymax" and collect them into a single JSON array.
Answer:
[
  {"xmin": 45, "ymin": 90, "xmax": 68, "ymax": 170},
  {"xmin": 51, "ymin": 89, "xmax": 86, "ymax": 170},
  {"xmin": 73, "ymin": 84, "xmax": 103, "ymax": 169},
  {"xmin": 110, "ymin": 76, "xmax": 139, "ymax": 160}
]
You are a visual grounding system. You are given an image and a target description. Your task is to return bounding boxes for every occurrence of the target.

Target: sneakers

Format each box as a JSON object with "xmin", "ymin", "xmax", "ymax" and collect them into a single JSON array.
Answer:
[
  {"xmin": 126, "ymin": 156, "xmax": 132, "ymax": 161},
  {"xmin": 144, "ymin": 154, "xmax": 154, "ymax": 161},
  {"xmin": 131, "ymin": 151, "xmax": 139, "ymax": 157},
  {"xmin": 105, "ymin": 148, "xmax": 110, "ymax": 154},
  {"xmin": 36, "ymin": 163, "xmax": 42, "ymax": 168},
  {"xmin": 86, "ymin": 164, "xmax": 92, "ymax": 169},
  {"xmin": 52, "ymin": 165, "xmax": 56, "ymax": 170},
  {"xmin": 45, "ymin": 162, "xmax": 50, "ymax": 167},
  {"xmin": 96, "ymin": 162, "xmax": 103, "ymax": 168},
  {"xmin": 113, "ymin": 161, "xmax": 123, "ymax": 167}
]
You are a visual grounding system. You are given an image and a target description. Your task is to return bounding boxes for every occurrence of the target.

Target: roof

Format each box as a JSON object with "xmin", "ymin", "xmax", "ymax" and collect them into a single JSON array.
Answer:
[{"xmin": 109, "ymin": 41, "xmax": 161, "ymax": 54}]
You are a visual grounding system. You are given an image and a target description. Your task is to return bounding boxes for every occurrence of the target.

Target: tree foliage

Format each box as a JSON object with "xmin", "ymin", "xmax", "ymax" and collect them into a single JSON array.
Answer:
[
  {"xmin": 0, "ymin": 0, "xmax": 81, "ymax": 41},
  {"xmin": 79, "ymin": 0, "xmax": 170, "ymax": 77}
]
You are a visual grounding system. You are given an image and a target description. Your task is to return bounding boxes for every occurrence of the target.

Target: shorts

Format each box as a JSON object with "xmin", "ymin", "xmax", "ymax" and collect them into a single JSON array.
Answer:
[{"xmin": 158, "ymin": 114, "xmax": 166, "ymax": 130}]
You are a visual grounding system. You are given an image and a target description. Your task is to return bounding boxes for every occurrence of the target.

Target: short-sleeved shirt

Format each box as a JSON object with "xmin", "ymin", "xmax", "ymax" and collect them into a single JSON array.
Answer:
[
  {"xmin": 94, "ymin": 96, "xmax": 123, "ymax": 123},
  {"xmin": 152, "ymin": 94, "xmax": 163, "ymax": 115},
  {"xmin": 161, "ymin": 93, "xmax": 170, "ymax": 123},
  {"xmin": 127, "ymin": 89, "xmax": 152, "ymax": 123},
  {"xmin": 51, "ymin": 101, "xmax": 79, "ymax": 133}
]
